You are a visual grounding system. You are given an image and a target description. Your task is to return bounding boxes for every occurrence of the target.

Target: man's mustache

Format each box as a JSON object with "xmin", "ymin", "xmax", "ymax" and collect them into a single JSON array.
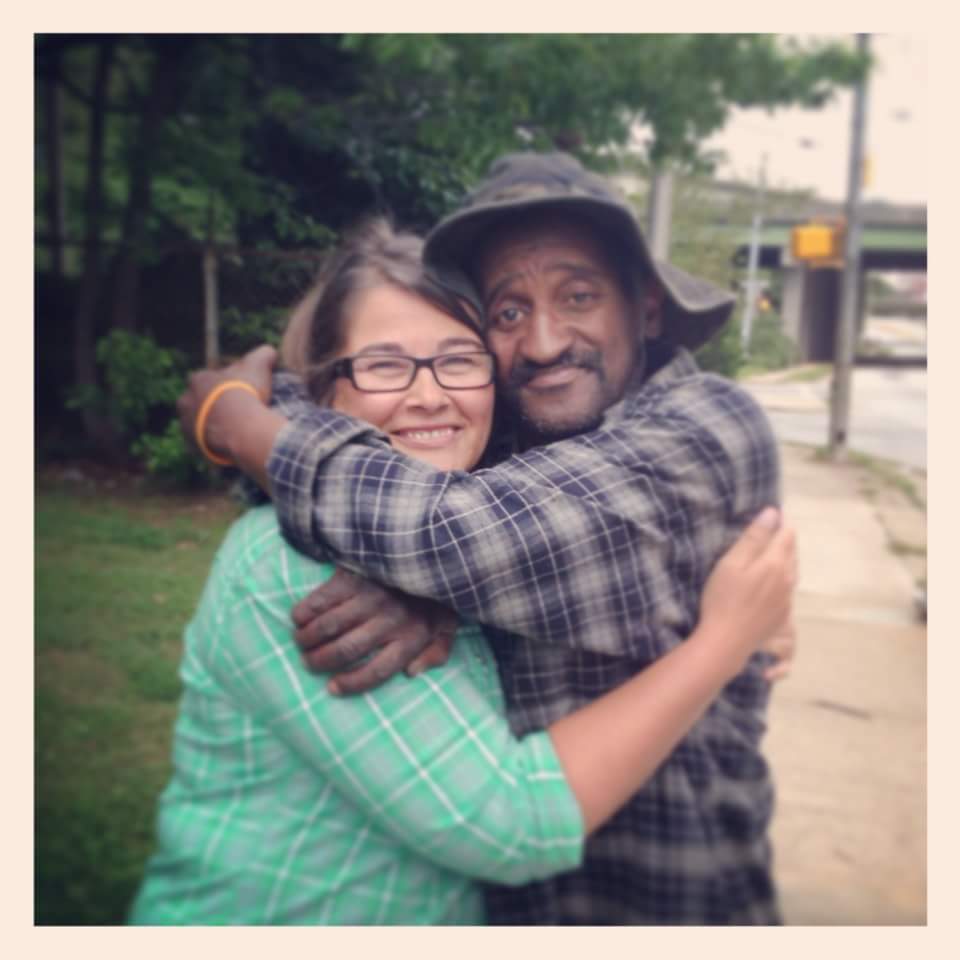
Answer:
[{"xmin": 506, "ymin": 350, "xmax": 605, "ymax": 389}]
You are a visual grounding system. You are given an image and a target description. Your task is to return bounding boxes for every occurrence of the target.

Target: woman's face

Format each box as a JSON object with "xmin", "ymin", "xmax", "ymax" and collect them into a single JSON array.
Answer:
[{"xmin": 329, "ymin": 284, "xmax": 495, "ymax": 473}]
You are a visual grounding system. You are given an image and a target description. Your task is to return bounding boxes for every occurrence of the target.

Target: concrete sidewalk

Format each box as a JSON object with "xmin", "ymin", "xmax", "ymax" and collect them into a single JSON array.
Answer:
[{"xmin": 766, "ymin": 444, "xmax": 927, "ymax": 925}]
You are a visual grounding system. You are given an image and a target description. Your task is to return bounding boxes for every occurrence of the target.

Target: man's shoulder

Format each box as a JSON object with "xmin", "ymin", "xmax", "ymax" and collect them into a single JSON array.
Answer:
[{"xmin": 631, "ymin": 350, "xmax": 772, "ymax": 434}]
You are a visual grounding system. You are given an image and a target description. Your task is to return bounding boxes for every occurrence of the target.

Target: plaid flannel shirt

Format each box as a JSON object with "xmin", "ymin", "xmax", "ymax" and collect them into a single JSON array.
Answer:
[
  {"xmin": 266, "ymin": 348, "xmax": 782, "ymax": 924},
  {"xmin": 130, "ymin": 506, "xmax": 584, "ymax": 926}
]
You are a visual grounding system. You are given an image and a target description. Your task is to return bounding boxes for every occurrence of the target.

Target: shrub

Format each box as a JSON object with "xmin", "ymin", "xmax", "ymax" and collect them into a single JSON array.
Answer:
[{"xmin": 67, "ymin": 330, "xmax": 212, "ymax": 486}]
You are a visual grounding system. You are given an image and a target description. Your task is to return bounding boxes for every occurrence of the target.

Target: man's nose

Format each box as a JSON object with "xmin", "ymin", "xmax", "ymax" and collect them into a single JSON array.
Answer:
[{"xmin": 520, "ymin": 307, "xmax": 574, "ymax": 364}]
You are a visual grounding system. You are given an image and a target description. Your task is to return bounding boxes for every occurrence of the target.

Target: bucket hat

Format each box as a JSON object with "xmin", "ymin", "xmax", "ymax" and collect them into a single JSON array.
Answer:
[{"xmin": 424, "ymin": 152, "xmax": 735, "ymax": 351}]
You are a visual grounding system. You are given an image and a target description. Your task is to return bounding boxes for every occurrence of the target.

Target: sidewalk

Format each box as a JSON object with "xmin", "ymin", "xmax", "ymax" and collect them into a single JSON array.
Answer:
[{"xmin": 766, "ymin": 443, "xmax": 927, "ymax": 925}]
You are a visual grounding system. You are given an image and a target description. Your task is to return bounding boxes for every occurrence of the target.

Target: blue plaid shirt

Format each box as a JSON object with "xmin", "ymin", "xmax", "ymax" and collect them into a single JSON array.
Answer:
[{"xmin": 266, "ymin": 347, "xmax": 782, "ymax": 924}]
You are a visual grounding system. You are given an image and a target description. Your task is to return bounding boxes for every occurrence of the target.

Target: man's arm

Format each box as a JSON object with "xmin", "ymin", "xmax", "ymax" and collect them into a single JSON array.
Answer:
[
  {"xmin": 179, "ymin": 349, "xmax": 780, "ymax": 663},
  {"xmin": 265, "ymin": 372, "xmax": 780, "ymax": 658}
]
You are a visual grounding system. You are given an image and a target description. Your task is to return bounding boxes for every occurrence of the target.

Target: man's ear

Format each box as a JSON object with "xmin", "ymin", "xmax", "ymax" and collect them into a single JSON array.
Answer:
[{"xmin": 641, "ymin": 282, "xmax": 665, "ymax": 340}]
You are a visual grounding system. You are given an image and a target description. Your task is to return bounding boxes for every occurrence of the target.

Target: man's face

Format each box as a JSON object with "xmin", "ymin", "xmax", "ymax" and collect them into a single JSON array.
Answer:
[{"xmin": 478, "ymin": 217, "xmax": 643, "ymax": 443}]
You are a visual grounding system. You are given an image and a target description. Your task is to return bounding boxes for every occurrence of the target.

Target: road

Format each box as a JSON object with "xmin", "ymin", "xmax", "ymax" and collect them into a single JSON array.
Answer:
[{"xmin": 741, "ymin": 318, "xmax": 927, "ymax": 470}]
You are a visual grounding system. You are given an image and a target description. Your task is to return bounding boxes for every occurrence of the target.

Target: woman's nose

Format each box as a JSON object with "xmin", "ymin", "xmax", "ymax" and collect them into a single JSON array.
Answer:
[{"xmin": 404, "ymin": 365, "xmax": 450, "ymax": 409}]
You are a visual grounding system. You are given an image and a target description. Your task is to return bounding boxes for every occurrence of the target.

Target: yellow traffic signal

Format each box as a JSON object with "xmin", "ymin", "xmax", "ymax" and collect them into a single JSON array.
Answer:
[{"xmin": 790, "ymin": 222, "xmax": 844, "ymax": 263}]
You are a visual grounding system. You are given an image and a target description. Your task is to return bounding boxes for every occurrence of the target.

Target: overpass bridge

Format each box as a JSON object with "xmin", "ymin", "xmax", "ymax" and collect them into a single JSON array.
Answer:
[{"xmin": 714, "ymin": 187, "xmax": 926, "ymax": 361}]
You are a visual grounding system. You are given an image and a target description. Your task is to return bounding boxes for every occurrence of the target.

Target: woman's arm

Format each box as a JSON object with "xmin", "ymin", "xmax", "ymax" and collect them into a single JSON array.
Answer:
[{"xmin": 548, "ymin": 507, "xmax": 795, "ymax": 833}]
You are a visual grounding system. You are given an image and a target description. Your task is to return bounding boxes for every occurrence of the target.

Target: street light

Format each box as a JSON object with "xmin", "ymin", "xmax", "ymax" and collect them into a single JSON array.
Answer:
[{"xmin": 739, "ymin": 153, "xmax": 768, "ymax": 355}]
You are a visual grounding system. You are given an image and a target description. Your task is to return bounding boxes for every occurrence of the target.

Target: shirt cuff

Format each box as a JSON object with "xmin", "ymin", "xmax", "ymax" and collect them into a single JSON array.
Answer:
[
  {"xmin": 513, "ymin": 729, "xmax": 586, "ymax": 880},
  {"xmin": 266, "ymin": 409, "xmax": 387, "ymax": 557}
]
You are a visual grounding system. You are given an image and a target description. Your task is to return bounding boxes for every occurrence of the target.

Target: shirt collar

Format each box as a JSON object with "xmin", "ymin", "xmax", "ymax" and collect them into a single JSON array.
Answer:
[{"xmin": 601, "ymin": 346, "xmax": 697, "ymax": 428}]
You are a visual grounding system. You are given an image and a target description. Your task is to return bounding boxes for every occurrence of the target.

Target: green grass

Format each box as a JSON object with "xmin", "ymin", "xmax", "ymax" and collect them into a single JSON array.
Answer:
[
  {"xmin": 35, "ymin": 480, "xmax": 242, "ymax": 925},
  {"xmin": 777, "ymin": 364, "xmax": 830, "ymax": 384}
]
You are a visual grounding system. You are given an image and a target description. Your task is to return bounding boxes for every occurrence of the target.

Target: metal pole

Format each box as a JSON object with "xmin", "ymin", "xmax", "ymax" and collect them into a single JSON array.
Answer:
[
  {"xmin": 828, "ymin": 33, "xmax": 871, "ymax": 459},
  {"xmin": 646, "ymin": 166, "xmax": 674, "ymax": 261},
  {"xmin": 740, "ymin": 154, "xmax": 768, "ymax": 355},
  {"xmin": 203, "ymin": 195, "xmax": 220, "ymax": 367},
  {"xmin": 203, "ymin": 246, "xmax": 220, "ymax": 368}
]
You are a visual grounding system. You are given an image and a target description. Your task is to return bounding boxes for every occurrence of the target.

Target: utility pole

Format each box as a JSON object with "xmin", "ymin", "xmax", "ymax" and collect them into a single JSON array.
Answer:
[
  {"xmin": 740, "ymin": 153, "xmax": 768, "ymax": 355},
  {"xmin": 646, "ymin": 166, "xmax": 674, "ymax": 261},
  {"xmin": 828, "ymin": 33, "xmax": 871, "ymax": 459},
  {"xmin": 203, "ymin": 195, "xmax": 220, "ymax": 368}
]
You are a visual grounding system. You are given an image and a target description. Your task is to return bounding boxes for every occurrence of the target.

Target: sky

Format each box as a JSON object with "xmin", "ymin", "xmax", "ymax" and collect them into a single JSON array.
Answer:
[{"xmin": 702, "ymin": 34, "xmax": 927, "ymax": 207}]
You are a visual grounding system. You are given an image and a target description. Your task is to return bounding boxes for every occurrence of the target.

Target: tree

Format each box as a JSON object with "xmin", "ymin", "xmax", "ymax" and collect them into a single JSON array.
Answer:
[
  {"xmin": 35, "ymin": 33, "xmax": 869, "ymax": 454},
  {"xmin": 66, "ymin": 36, "xmax": 117, "ymax": 447}
]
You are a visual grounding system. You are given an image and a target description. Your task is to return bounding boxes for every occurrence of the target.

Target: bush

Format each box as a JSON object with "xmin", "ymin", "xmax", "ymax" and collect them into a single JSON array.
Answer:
[
  {"xmin": 745, "ymin": 311, "xmax": 796, "ymax": 371},
  {"xmin": 67, "ymin": 330, "xmax": 211, "ymax": 486},
  {"xmin": 133, "ymin": 420, "xmax": 212, "ymax": 488},
  {"xmin": 695, "ymin": 315, "xmax": 744, "ymax": 380}
]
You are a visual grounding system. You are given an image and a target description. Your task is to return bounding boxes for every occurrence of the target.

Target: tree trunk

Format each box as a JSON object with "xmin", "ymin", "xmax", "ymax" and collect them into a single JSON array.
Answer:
[
  {"xmin": 71, "ymin": 37, "xmax": 115, "ymax": 446},
  {"xmin": 646, "ymin": 166, "xmax": 675, "ymax": 262},
  {"xmin": 111, "ymin": 38, "xmax": 194, "ymax": 332},
  {"xmin": 41, "ymin": 62, "xmax": 67, "ymax": 278}
]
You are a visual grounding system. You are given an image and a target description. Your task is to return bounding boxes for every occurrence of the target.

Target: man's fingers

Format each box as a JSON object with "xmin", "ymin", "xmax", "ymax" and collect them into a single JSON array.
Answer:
[
  {"xmin": 300, "ymin": 614, "xmax": 397, "ymax": 674},
  {"xmin": 242, "ymin": 345, "xmax": 278, "ymax": 398},
  {"xmin": 405, "ymin": 630, "xmax": 456, "ymax": 677},
  {"xmin": 328, "ymin": 630, "xmax": 434, "ymax": 696},
  {"xmin": 293, "ymin": 594, "xmax": 399, "ymax": 651},
  {"xmin": 291, "ymin": 569, "xmax": 382, "ymax": 629}
]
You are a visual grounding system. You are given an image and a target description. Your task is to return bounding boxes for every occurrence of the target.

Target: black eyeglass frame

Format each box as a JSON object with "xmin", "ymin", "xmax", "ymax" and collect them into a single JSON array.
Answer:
[{"xmin": 329, "ymin": 351, "xmax": 497, "ymax": 393}]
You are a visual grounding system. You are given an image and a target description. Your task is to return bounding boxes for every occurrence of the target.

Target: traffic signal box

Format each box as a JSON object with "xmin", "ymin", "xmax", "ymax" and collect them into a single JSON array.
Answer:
[{"xmin": 790, "ymin": 221, "xmax": 845, "ymax": 266}]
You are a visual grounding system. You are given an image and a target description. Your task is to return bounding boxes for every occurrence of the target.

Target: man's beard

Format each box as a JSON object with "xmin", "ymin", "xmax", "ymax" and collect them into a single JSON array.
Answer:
[{"xmin": 501, "ymin": 347, "xmax": 608, "ymax": 446}]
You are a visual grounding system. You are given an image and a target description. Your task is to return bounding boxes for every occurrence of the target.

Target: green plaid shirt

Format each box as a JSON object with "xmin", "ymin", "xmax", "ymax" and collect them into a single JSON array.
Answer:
[{"xmin": 130, "ymin": 506, "xmax": 583, "ymax": 926}]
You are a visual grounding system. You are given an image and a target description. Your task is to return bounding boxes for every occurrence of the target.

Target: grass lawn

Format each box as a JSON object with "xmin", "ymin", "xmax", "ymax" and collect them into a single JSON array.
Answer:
[{"xmin": 35, "ymin": 470, "xmax": 243, "ymax": 925}]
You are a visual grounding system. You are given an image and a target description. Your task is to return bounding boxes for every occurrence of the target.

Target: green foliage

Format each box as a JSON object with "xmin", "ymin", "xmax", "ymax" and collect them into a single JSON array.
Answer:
[
  {"xmin": 35, "ymin": 484, "xmax": 241, "ymax": 923},
  {"xmin": 40, "ymin": 34, "xmax": 869, "ymax": 252},
  {"xmin": 220, "ymin": 305, "xmax": 285, "ymax": 354},
  {"xmin": 39, "ymin": 34, "xmax": 871, "ymax": 457},
  {"xmin": 65, "ymin": 330, "xmax": 211, "ymax": 484},
  {"xmin": 745, "ymin": 311, "xmax": 797, "ymax": 371},
  {"xmin": 133, "ymin": 421, "xmax": 211, "ymax": 488},
  {"xmin": 94, "ymin": 330, "xmax": 184, "ymax": 434},
  {"xmin": 696, "ymin": 318, "xmax": 745, "ymax": 379}
]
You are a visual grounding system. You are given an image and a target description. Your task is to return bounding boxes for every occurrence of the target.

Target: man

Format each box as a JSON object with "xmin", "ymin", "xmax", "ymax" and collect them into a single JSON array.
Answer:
[{"xmin": 178, "ymin": 152, "xmax": 786, "ymax": 924}]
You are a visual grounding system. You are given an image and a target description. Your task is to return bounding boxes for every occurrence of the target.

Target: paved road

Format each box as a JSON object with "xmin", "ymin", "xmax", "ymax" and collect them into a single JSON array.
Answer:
[
  {"xmin": 742, "ymin": 315, "xmax": 927, "ymax": 471},
  {"xmin": 743, "ymin": 366, "xmax": 926, "ymax": 470}
]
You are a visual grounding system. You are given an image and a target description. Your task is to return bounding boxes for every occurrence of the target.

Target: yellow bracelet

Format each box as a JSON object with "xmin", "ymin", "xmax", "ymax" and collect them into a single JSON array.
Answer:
[{"xmin": 194, "ymin": 380, "xmax": 263, "ymax": 467}]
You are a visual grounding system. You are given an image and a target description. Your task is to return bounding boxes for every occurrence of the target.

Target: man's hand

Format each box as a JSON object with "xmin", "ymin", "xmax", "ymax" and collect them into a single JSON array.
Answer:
[
  {"xmin": 292, "ymin": 569, "xmax": 458, "ymax": 695},
  {"xmin": 177, "ymin": 345, "xmax": 278, "ymax": 462}
]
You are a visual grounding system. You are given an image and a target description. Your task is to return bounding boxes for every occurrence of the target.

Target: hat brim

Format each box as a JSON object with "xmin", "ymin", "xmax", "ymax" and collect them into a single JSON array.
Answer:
[{"xmin": 425, "ymin": 194, "xmax": 735, "ymax": 352}]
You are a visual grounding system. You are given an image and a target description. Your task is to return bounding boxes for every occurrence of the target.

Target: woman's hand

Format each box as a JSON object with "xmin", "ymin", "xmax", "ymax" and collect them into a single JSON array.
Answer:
[{"xmin": 697, "ymin": 507, "xmax": 797, "ymax": 680}]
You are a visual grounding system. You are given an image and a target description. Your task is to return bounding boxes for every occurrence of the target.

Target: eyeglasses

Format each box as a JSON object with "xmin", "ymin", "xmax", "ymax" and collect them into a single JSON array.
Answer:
[{"xmin": 330, "ymin": 351, "xmax": 496, "ymax": 393}]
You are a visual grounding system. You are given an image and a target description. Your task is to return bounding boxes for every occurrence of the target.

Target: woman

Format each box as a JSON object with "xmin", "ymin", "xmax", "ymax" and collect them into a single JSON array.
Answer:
[{"xmin": 130, "ymin": 220, "xmax": 793, "ymax": 925}]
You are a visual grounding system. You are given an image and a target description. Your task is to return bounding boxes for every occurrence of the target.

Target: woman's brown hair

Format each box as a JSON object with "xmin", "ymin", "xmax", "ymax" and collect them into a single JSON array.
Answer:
[{"xmin": 280, "ymin": 218, "xmax": 482, "ymax": 402}]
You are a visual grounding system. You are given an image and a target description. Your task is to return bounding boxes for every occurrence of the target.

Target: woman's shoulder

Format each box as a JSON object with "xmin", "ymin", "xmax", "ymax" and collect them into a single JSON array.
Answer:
[{"xmin": 214, "ymin": 505, "xmax": 335, "ymax": 592}]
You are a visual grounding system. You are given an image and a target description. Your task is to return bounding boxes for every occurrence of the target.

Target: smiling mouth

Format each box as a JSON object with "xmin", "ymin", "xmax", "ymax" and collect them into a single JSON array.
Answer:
[
  {"xmin": 391, "ymin": 426, "xmax": 461, "ymax": 448},
  {"xmin": 522, "ymin": 366, "xmax": 591, "ymax": 391}
]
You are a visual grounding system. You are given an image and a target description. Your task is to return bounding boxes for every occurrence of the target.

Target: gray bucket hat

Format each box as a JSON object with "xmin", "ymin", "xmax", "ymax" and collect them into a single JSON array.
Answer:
[{"xmin": 424, "ymin": 151, "xmax": 735, "ymax": 351}]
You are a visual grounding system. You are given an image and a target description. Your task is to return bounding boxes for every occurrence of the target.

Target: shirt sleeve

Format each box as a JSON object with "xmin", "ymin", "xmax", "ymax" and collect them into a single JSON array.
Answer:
[
  {"xmin": 202, "ymin": 534, "xmax": 585, "ymax": 886},
  {"xmin": 266, "ymin": 371, "xmax": 780, "ymax": 655}
]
